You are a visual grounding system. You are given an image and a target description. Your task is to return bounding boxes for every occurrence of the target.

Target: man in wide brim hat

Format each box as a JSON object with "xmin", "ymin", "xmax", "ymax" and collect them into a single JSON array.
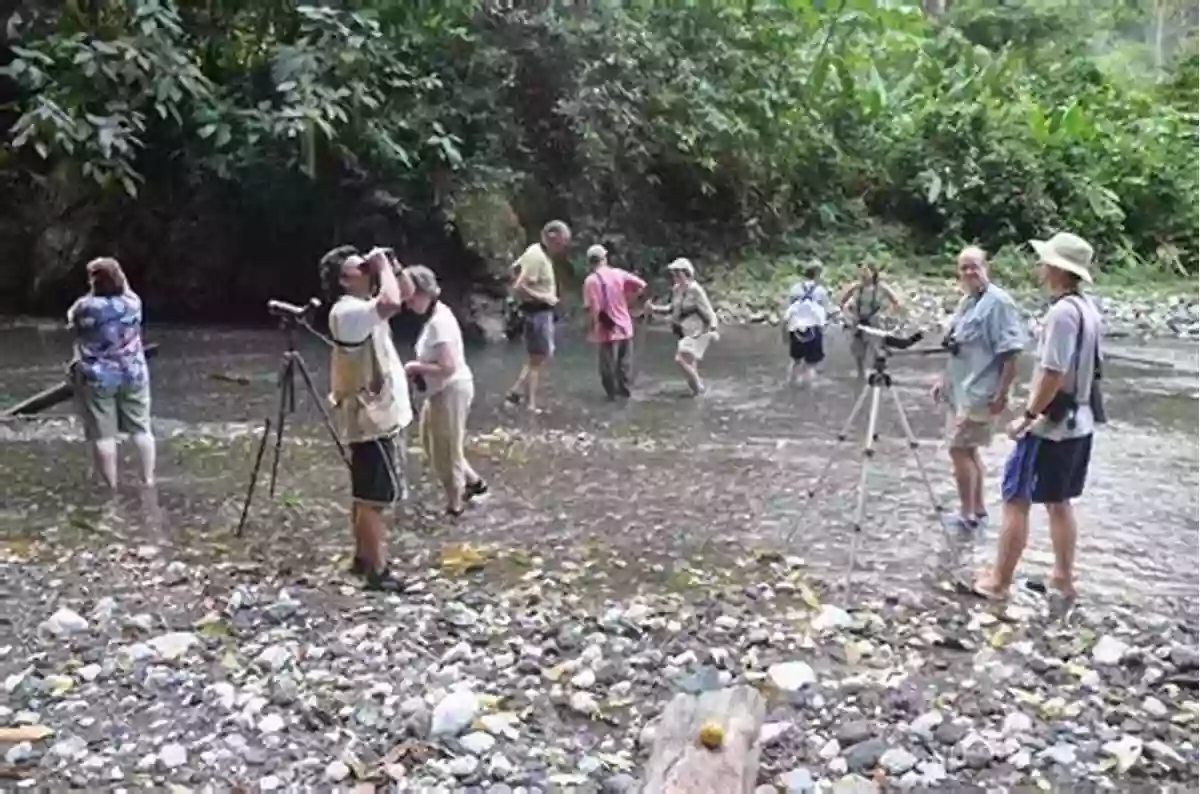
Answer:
[{"xmin": 973, "ymin": 231, "xmax": 1104, "ymax": 607}]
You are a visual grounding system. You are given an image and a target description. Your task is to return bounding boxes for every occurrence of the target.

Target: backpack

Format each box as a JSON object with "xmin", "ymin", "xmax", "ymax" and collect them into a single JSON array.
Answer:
[{"xmin": 787, "ymin": 283, "xmax": 825, "ymax": 342}]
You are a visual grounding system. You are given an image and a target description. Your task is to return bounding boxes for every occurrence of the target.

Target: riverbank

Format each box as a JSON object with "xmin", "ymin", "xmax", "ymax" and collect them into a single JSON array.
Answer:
[{"xmin": 2, "ymin": 530, "xmax": 1197, "ymax": 792}]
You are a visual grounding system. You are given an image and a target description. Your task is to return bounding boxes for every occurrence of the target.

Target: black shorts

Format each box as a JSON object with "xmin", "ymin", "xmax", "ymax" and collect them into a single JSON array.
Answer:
[
  {"xmin": 350, "ymin": 435, "xmax": 400, "ymax": 506},
  {"xmin": 789, "ymin": 329, "xmax": 825, "ymax": 364},
  {"xmin": 1001, "ymin": 433, "xmax": 1093, "ymax": 504}
]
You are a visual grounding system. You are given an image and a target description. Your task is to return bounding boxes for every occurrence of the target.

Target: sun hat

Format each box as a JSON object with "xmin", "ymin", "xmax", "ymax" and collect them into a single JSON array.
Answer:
[
  {"xmin": 1030, "ymin": 232, "xmax": 1094, "ymax": 284},
  {"xmin": 586, "ymin": 244, "xmax": 608, "ymax": 264},
  {"xmin": 406, "ymin": 264, "xmax": 441, "ymax": 298},
  {"xmin": 666, "ymin": 257, "xmax": 695, "ymax": 278}
]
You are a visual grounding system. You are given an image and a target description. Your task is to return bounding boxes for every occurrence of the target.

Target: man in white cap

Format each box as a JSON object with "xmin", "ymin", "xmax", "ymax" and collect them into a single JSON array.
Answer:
[
  {"xmin": 974, "ymin": 232, "xmax": 1104, "ymax": 606},
  {"xmin": 581, "ymin": 244, "xmax": 646, "ymax": 400}
]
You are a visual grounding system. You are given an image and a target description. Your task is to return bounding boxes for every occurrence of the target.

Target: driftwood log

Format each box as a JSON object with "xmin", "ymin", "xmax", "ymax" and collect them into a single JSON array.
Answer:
[
  {"xmin": 2, "ymin": 343, "xmax": 160, "ymax": 418},
  {"xmin": 641, "ymin": 685, "xmax": 767, "ymax": 794}
]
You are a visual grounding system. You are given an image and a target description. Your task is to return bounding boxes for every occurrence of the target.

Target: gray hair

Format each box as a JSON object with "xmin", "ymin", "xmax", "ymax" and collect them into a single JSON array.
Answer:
[
  {"xmin": 542, "ymin": 219, "xmax": 570, "ymax": 239},
  {"xmin": 406, "ymin": 265, "xmax": 441, "ymax": 299},
  {"xmin": 958, "ymin": 245, "xmax": 987, "ymax": 266}
]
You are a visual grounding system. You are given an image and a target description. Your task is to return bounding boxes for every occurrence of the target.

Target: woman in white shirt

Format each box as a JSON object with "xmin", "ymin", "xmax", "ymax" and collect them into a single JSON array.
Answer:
[{"xmin": 402, "ymin": 266, "xmax": 488, "ymax": 516}]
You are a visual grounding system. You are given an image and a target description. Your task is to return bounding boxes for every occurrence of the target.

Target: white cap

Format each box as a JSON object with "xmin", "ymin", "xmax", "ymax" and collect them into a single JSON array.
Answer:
[
  {"xmin": 586, "ymin": 244, "xmax": 608, "ymax": 263},
  {"xmin": 666, "ymin": 257, "xmax": 695, "ymax": 278}
]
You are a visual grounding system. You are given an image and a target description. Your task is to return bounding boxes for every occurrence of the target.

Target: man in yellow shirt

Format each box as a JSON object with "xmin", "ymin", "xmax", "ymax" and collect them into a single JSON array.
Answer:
[{"xmin": 506, "ymin": 220, "xmax": 571, "ymax": 412}]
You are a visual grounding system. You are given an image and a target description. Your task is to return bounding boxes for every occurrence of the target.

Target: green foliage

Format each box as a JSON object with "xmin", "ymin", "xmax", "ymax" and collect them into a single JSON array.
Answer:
[{"xmin": 0, "ymin": 0, "xmax": 1195, "ymax": 313}]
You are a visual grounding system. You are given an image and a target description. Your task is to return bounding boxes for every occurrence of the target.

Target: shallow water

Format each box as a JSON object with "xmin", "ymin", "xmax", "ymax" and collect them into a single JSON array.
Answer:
[{"xmin": 1, "ymin": 320, "xmax": 1196, "ymax": 609}]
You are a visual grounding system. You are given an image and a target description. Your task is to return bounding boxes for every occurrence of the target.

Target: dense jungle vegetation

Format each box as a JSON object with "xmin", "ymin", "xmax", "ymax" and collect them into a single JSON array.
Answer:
[{"xmin": 0, "ymin": 0, "xmax": 1196, "ymax": 318}]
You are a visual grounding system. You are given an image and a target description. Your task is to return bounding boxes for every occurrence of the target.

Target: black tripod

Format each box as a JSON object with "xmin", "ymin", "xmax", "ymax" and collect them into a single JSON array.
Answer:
[
  {"xmin": 784, "ymin": 344, "xmax": 943, "ymax": 587},
  {"xmin": 237, "ymin": 315, "xmax": 348, "ymax": 536}
]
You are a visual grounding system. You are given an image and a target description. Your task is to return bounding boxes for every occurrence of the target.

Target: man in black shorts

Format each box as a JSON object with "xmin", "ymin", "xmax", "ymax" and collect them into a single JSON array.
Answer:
[
  {"xmin": 974, "ymin": 232, "xmax": 1103, "ymax": 605},
  {"xmin": 324, "ymin": 246, "xmax": 414, "ymax": 591}
]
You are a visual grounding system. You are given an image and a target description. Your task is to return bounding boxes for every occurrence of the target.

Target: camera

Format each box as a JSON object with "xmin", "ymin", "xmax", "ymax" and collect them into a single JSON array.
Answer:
[{"xmin": 941, "ymin": 331, "xmax": 960, "ymax": 356}]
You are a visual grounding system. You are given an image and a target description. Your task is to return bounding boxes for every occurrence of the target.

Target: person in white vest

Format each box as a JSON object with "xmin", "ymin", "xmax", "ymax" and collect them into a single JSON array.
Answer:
[
  {"xmin": 782, "ymin": 260, "xmax": 831, "ymax": 386},
  {"xmin": 324, "ymin": 246, "xmax": 414, "ymax": 592}
]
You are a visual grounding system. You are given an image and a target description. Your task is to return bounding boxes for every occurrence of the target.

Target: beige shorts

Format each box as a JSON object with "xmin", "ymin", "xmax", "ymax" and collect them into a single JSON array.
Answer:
[
  {"xmin": 946, "ymin": 408, "xmax": 995, "ymax": 450},
  {"xmin": 677, "ymin": 331, "xmax": 716, "ymax": 362}
]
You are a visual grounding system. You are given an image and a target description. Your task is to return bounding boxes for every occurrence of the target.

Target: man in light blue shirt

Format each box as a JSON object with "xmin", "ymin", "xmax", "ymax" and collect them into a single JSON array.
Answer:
[
  {"xmin": 933, "ymin": 247, "xmax": 1027, "ymax": 530},
  {"xmin": 783, "ymin": 261, "xmax": 831, "ymax": 385}
]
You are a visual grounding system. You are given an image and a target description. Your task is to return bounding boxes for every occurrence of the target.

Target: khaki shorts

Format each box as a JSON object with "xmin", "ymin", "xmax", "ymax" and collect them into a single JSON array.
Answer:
[
  {"xmin": 76, "ymin": 379, "xmax": 152, "ymax": 441},
  {"xmin": 946, "ymin": 408, "xmax": 995, "ymax": 450},
  {"xmin": 677, "ymin": 331, "xmax": 716, "ymax": 362}
]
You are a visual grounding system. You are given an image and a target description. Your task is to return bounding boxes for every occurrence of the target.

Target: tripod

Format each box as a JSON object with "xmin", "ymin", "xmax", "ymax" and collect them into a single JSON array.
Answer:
[
  {"xmin": 784, "ymin": 347, "xmax": 943, "ymax": 588},
  {"xmin": 237, "ymin": 316, "xmax": 348, "ymax": 536}
]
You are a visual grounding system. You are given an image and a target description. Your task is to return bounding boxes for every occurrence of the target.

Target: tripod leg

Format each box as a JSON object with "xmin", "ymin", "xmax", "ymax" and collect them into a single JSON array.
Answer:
[
  {"xmin": 268, "ymin": 357, "xmax": 292, "ymax": 499},
  {"xmin": 237, "ymin": 419, "xmax": 272, "ymax": 537},
  {"xmin": 845, "ymin": 384, "xmax": 884, "ymax": 592},
  {"xmin": 887, "ymin": 386, "xmax": 943, "ymax": 515},
  {"xmin": 782, "ymin": 381, "xmax": 871, "ymax": 545},
  {"xmin": 292, "ymin": 354, "xmax": 349, "ymax": 466}
]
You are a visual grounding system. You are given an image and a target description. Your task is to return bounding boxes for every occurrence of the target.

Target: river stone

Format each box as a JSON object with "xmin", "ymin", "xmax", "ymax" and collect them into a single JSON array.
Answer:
[
  {"xmin": 603, "ymin": 773, "xmax": 638, "ymax": 793},
  {"xmin": 768, "ymin": 661, "xmax": 816, "ymax": 692},
  {"xmin": 148, "ymin": 632, "xmax": 199, "ymax": 661},
  {"xmin": 5, "ymin": 742, "xmax": 33, "ymax": 765},
  {"xmin": 1041, "ymin": 743, "xmax": 1077, "ymax": 766},
  {"xmin": 1002, "ymin": 712, "xmax": 1033, "ymax": 735},
  {"xmin": 934, "ymin": 720, "xmax": 969, "ymax": 745},
  {"xmin": 843, "ymin": 738, "xmax": 887, "ymax": 773},
  {"xmin": 831, "ymin": 774, "xmax": 879, "ymax": 794},
  {"xmin": 159, "ymin": 742, "xmax": 187, "ymax": 768},
  {"xmin": 431, "ymin": 690, "xmax": 479, "ymax": 737},
  {"xmin": 460, "ymin": 731, "xmax": 497, "ymax": 756},
  {"xmin": 324, "ymin": 760, "xmax": 350, "ymax": 782},
  {"xmin": 41, "ymin": 608, "xmax": 89, "ymax": 637},
  {"xmin": 879, "ymin": 747, "xmax": 917, "ymax": 775},
  {"xmin": 1092, "ymin": 635, "xmax": 1130, "ymax": 665},
  {"xmin": 910, "ymin": 710, "xmax": 943, "ymax": 737},
  {"xmin": 836, "ymin": 720, "xmax": 873, "ymax": 745},
  {"xmin": 1142, "ymin": 697, "xmax": 1169, "ymax": 718},
  {"xmin": 780, "ymin": 766, "xmax": 814, "ymax": 793},
  {"xmin": 1103, "ymin": 735, "xmax": 1143, "ymax": 773}
]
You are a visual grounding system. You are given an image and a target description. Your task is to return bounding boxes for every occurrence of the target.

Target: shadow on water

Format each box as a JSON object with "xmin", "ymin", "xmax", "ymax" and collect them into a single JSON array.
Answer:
[{"xmin": 1, "ymin": 321, "xmax": 1196, "ymax": 611}]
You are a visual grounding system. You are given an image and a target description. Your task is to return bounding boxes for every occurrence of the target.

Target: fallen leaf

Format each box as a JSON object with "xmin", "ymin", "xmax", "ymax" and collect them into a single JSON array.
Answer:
[
  {"xmin": 797, "ymin": 582, "xmax": 821, "ymax": 610},
  {"xmin": 439, "ymin": 543, "xmax": 486, "ymax": 576}
]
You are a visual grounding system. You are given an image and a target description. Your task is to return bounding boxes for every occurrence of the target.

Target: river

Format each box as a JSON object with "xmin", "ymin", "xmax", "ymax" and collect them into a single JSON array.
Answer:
[{"xmin": 0, "ymin": 319, "xmax": 1197, "ymax": 609}]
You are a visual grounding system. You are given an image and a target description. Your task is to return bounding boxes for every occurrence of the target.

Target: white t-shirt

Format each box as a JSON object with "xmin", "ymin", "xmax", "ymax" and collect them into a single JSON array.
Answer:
[
  {"xmin": 328, "ymin": 296, "xmax": 413, "ymax": 429},
  {"xmin": 415, "ymin": 302, "xmax": 472, "ymax": 394}
]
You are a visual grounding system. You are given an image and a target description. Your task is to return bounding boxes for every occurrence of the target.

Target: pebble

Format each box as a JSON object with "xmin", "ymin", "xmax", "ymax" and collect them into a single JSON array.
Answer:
[
  {"xmin": 460, "ymin": 731, "xmax": 497, "ymax": 755},
  {"xmin": 324, "ymin": 760, "xmax": 350, "ymax": 782},
  {"xmin": 1092, "ymin": 635, "xmax": 1130, "ymax": 665},
  {"xmin": 879, "ymin": 747, "xmax": 917, "ymax": 775},
  {"xmin": 431, "ymin": 690, "xmax": 479, "ymax": 737},
  {"xmin": 1142, "ymin": 696, "xmax": 1169, "ymax": 718},
  {"xmin": 159, "ymin": 742, "xmax": 187, "ymax": 769},
  {"xmin": 5, "ymin": 742, "xmax": 33, "ymax": 764},
  {"xmin": 780, "ymin": 766, "xmax": 815, "ymax": 793},
  {"xmin": 40, "ymin": 608, "xmax": 89, "ymax": 636},
  {"xmin": 768, "ymin": 661, "xmax": 816, "ymax": 692}
]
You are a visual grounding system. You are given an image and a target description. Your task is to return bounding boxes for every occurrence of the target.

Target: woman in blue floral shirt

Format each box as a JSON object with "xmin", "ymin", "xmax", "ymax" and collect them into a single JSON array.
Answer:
[{"xmin": 68, "ymin": 257, "xmax": 156, "ymax": 489}]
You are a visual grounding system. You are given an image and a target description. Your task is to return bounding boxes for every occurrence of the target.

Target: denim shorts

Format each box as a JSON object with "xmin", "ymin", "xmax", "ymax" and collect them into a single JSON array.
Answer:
[{"xmin": 523, "ymin": 309, "xmax": 556, "ymax": 357}]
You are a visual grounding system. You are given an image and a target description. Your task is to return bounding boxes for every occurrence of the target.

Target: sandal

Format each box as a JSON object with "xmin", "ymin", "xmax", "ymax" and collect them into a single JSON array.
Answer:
[
  {"xmin": 465, "ymin": 480, "xmax": 489, "ymax": 502},
  {"xmin": 956, "ymin": 578, "xmax": 1009, "ymax": 602},
  {"xmin": 364, "ymin": 567, "xmax": 406, "ymax": 592}
]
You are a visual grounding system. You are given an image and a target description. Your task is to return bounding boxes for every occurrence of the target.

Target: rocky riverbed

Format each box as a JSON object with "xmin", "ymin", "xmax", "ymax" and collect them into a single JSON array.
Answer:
[
  {"xmin": 2, "ymin": 534, "xmax": 1197, "ymax": 793},
  {"xmin": 706, "ymin": 278, "xmax": 1200, "ymax": 342}
]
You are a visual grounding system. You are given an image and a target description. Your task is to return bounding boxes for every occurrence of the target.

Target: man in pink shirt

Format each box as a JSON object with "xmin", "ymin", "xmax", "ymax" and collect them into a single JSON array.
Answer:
[{"xmin": 582, "ymin": 244, "xmax": 646, "ymax": 400}]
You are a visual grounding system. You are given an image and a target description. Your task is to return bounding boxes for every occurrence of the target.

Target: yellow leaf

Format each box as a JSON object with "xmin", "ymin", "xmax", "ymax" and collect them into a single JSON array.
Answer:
[
  {"xmin": 0, "ymin": 725, "xmax": 54, "ymax": 742},
  {"xmin": 48, "ymin": 676, "xmax": 74, "ymax": 696},
  {"xmin": 439, "ymin": 543, "xmax": 486, "ymax": 576},
  {"xmin": 843, "ymin": 640, "xmax": 863, "ymax": 666},
  {"xmin": 989, "ymin": 626, "xmax": 1014, "ymax": 649},
  {"xmin": 195, "ymin": 612, "xmax": 230, "ymax": 637},
  {"xmin": 797, "ymin": 583, "xmax": 821, "ymax": 610}
]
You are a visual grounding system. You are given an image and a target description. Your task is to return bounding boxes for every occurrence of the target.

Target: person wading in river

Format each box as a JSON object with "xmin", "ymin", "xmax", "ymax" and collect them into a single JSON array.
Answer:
[
  {"xmin": 648, "ymin": 258, "xmax": 719, "ymax": 396},
  {"xmin": 505, "ymin": 220, "xmax": 571, "ymax": 412},
  {"xmin": 931, "ymin": 246, "xmax": 1027, "ymax": 532},
  {"xmin": 581, "ymin": 244, "xmax": 646, "ymax": 400},
  {"xmin": 973, "ymin": 232, "xmax": 1104, "ymax": 607},
  {"xmin": 68, "ymin": 257, "xmax": 156, "ymax": 491},
  {"xmin": 783, "ymin": 260, "xmax": 831, "ymax": 387},
  {"xmin": 324, "ymin": 246, "xmax": 414, "ymax": 591},
  {"xmin": 403, "ymin": 266, "xmax": 489, "ymax": 516},
  {"xmin": 838, "ymin": 261, "xmax": 905, "ymax": 380}
]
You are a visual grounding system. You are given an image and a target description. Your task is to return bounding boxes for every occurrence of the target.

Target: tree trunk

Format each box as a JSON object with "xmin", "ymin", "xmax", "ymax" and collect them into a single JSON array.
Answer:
[{"xmin": 641, "ymin": 686, "xmax": 767, "ymax": 794}]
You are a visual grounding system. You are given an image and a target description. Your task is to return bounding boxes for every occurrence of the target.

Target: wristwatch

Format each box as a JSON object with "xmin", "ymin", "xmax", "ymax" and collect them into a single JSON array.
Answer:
[{"xmin": 1023, "ymin": 408, "xmax": 1038, "ymax": 421}]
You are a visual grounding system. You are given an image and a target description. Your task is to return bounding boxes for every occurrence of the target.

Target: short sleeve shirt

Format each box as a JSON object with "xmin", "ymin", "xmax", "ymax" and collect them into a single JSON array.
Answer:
[
  {"xmin": 328, "ymin": 296, "xmax": 413, "ymax": 430},
  {"xmin": 414, "ymin": 302, "xmax": 471, "ymax": 394},
  {"xmin": 69, "ymin": 292, "xmax": 148, "ymax": 395},
  {"xmin": 785, "ymin": 280, "xmax": 830, "ymax": 331},
  {"xmin": 582, "ymin": 266, "xmax": 646, "ymax": 343},
  {"xmin": 514, "ymin": 243, "xmax": 558, "ymax": 307},
  {"xmin": 944, "ymin": 284, "xmax": 1028, "ymax": 412},
  {"xmin": 1030, "ymin": 295, "xmax": 1101, "ymax": 441}
]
